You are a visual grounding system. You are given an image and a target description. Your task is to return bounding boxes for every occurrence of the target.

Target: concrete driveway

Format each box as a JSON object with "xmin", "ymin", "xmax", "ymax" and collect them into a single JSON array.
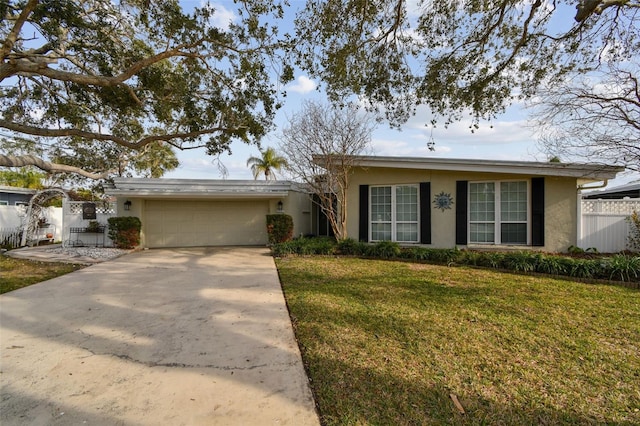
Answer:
[{"xmin": 0, "ymin": 247, "xmax": 319, "ymax": 425}]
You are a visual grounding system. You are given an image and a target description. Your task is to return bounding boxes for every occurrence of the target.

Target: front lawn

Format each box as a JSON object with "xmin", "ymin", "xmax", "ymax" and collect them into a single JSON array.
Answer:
[
  {"xmin": 277, "ymin": 257, "xmax": 640, "ymax": 425},
  {"xmin": 0, "ymin": 256, "xmax": 85, "ymax": 294}
]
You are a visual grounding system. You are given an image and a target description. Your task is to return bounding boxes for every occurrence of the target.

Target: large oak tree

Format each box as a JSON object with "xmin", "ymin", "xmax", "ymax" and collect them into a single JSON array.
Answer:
[
  {"xmin": 0, "ymin": 0, "xmax": 292, "ymax": 179},
  {"xmin": 295, "ymin": 0, "xmax": 639, "ymax": 167}
]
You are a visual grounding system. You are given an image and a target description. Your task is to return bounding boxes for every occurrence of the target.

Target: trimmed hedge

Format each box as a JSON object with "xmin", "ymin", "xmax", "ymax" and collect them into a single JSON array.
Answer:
[
  {"xmin": 271, "ymin": 239, "xmax": 640, "ymax": 283},
  {"xmin": 266, "ymin": 214, "xmax": 293, "ymax": 244},
  {"xmin": 107, "ymin": 216, "xmax": 142, "ymax": 249}
]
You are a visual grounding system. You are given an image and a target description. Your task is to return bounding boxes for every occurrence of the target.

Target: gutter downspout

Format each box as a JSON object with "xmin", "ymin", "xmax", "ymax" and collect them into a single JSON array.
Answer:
[{"xmin": 576, "ymin": 180, "xmax": 609, "ymax": 249}]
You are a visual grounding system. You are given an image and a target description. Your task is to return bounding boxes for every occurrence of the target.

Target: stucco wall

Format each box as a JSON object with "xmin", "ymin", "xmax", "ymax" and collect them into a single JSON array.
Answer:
[
  {"xmin": 115, "ymin": 191, "xmax": 312, "ymax": 248},
  {"xmin": 347, "ymin": 167, "xmax": 579, "ymax": 253},
  {"xmin": 279, "ymin": 190, "xmax": 312, "ymax": 238}
]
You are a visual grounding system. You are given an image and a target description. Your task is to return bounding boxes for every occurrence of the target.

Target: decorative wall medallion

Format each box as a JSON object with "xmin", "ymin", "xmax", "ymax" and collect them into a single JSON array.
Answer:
[{"xmin": 433, "ymin": 191, "xmax": 454, "ymax": 211}]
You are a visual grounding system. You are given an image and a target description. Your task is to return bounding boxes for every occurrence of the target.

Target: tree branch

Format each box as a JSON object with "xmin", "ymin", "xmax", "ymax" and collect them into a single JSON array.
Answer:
[
  {"xmin": 575, "ymin": 0, "xmax": 636, "ymax": 22},
  {"xmin": 0, "ymin": 119, "xmax": 235, "ymax": 150},
  {"xmin": 0, "ymin": 0, "xmax": 39, "ymax": 62},
  {"xmin": 0, "ymin": 154, "xmax": 113, "ymax": 179}
]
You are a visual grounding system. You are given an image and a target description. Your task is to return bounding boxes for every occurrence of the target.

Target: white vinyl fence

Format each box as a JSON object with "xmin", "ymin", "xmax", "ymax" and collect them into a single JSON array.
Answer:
[
  {"xmin": 579, "ymin": 199, "xmax": 640, "ymax": 253},
  {"xmin": 0, "ymin": 205, "xmax": 63, "ymax": 248},
  {"xmin": 63, "ymin": 201, "xmax": 117, "ymax": 247}
]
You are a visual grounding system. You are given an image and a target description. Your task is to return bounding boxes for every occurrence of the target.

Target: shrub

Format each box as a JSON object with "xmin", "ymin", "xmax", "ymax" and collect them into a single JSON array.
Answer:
[
  {"xmin": 271, "ymin": 240, "xmax": 297, "ymax": 257},
  {"xmin": 266, "ymin": 214, "xmax": 294, "ymax": 244},
  {"xmin": 459, "ymin": 250, "xmax": 483, "ymax": 266},
  {"xmin": 603, "ymin": 255, "xmax": 640, "ymax": 282},
  {"xmin": 430, "ymin": 247, "xmax": 461, "ymax": 265},
  {"xmin": 628, "ymin": 211, "xmax": 640, "ymax": 251},
  {"xmin": 503, "ymin": 251, "xmax": 540, "ymax": 273},
  {"xmin": 478, "ymin": 252, "xmax": 505, "ymax": 269},
  {"xmin": 304, "ymin": 237, "xmax": 336, "ymax": 255},
  {"xmin": 536, "ymin": 255, "xmax": 569, "ymax": 275},
  {"xmin": 271, "ymin": 237, "xmax": 337, "ymax": 256},
  {"xmin": 107, "ymin": 216, "xmax": 141, "ymax": 249},
  {"xmin": 568, "ymin": 259, "xmax": 597, "ymax": 279},
  {"xmin": 337, "ymin": 238, "xmax": 367, "ymax": 256},
  {"xmin": 368, "ymin": 241, "xmax": 401, "ymax": 259},
  {"xmin": 401, "ymin": 247, "xmax": 430, "ymax": 261}
]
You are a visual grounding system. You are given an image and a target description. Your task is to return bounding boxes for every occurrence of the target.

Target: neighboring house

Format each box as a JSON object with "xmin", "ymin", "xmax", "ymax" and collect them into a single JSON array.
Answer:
[
  {"xmin": 105, "ymin": 157, "xmax": 623, "ymax": 252},
  {"xmin": 104, "ymin": 179, "xmax": 311, "ymax": 248},
  {"xmin": 0, "ymin": 185, "xmax": 35, "ymax": 206},
  {"xmin": 328, "ymin": 156, "xmax": 623, "ymax": 253},
  {"xmin": 583, "ymin": 182, "xmax": 640, "ymax": 200}
]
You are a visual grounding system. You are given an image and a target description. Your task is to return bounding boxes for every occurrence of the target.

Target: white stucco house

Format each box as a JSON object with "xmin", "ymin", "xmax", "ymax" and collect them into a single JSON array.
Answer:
[
  {"xmin": 104, "ymin": 156, "xmax": 623, "ymax": 252},
  {"xmin": 104, "ymin": 179, "xmax": 311, "ymax": 248}
]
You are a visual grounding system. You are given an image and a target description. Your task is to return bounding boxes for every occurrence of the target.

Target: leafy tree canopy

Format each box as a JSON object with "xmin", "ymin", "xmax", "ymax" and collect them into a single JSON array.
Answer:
[
  {"xmin": 295, "ymin": 0, "xmax": 639, "ymax": 127},
  {"xmin": 0, "ymin": 0, "xmax": 293, "ymax": 179},
  {"xmin": 0, "ymin": 167, "xmax": 45, "ymax": 188}
]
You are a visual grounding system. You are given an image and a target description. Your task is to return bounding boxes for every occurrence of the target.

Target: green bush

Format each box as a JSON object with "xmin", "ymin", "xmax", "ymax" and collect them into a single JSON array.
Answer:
[
  {"xmin": 366, "ymin": 241, "xmax": 400, "ymax": 259},
  {"xmin": 459, "ymin": 250, "xmax": 483, "ymax": 266},
  {"xmin": 271, "ymin": 237, "xmax": 337, "ymax": 256},
  {"xmin": 336, "ymin": 238, "xmax": 367, "ymax": 256},
  {"xmin": 568, "ymin": 259, "xmax": 598, "ymax": 279},
  {"xmin": 107, "ymin": 216, "xmax": 141, "ymax": 249},
  {"xmin": 503, "ymin": 251, "xmax": 540, "ymax": 273},
  {"xmin": 603, "ymin": 255, "xmax": 640, "ymax": 282},
  {"xmin": 271, "ymin": 240, "xmax": 298, "ymax": 257},
  {"xmin": 266, "ymin": 214, "xmax": 294, "ymax": 244},
  {"xmin": 536, "ymin": 255, "xmax": 569, "ymax": 275},
  {"xmin": 271, "ymin": 237, "xmax": 640, "ymax": 283}
]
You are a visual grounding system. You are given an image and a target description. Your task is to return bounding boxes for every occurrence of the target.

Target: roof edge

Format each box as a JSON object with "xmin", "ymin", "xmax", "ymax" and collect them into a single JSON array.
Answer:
[{"xmin": 313, "ymin": 155, "xmax": 624, "ymax": 180}]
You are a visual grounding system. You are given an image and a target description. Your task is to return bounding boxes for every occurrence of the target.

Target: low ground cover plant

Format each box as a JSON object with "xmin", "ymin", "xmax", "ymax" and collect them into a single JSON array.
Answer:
[
  {"xmin": 271, "ymin": 238, "xmax": 640, "ymax": 283},
  {"xmin": 277, "ymin": 256, "xmax": 640, "ymax": 425}
]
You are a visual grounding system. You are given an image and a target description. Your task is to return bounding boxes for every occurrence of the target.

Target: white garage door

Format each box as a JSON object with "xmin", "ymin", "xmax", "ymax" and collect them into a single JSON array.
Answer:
[{"xmin": 145, "ymin": 200, "xmax": 269, "ymax": 248}]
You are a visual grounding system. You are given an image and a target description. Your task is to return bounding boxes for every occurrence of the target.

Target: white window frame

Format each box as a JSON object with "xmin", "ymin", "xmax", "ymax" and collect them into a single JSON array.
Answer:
[
  {"xmin": 0, "ymin": 200, "xmax": 8, "ymax": 206},
  {"xmin": 468, "ymin": 180, "xmax": 530, "ymax": 245},
  {"xmin": 370, "ymin": 184, "xmax": 420, "ymax": 243}
]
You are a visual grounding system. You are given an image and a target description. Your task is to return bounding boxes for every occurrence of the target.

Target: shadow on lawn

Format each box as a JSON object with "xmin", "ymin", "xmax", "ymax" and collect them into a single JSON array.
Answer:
[{"xmin": 306, "ymin": 353, "xmax": 627, "ymax": 426}]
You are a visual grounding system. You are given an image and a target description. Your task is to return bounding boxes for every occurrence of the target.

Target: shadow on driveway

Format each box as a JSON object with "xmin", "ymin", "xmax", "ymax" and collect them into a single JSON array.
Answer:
[{"xmin": 0, "ymin": 247, "xmax": 319, "ymax": 425}]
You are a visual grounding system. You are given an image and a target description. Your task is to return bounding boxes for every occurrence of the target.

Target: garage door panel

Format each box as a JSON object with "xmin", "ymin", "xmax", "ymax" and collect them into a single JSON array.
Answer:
[{"xmin": 144, "ymin": 200, "xmax": 268, "ymax": 248}]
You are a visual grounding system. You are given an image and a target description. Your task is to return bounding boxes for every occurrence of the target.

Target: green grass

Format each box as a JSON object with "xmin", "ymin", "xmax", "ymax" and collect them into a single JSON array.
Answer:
[
  {"xmin": 277, "ymin": 257, "xmax": 640, "ymax": 425},
  {"xmin": 0, "ymin": 256, "xmax": 85, "ymax": 294}
]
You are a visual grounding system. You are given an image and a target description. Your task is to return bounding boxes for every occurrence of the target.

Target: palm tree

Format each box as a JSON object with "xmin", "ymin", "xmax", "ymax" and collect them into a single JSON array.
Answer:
[{"xmin": 246, "ymin": 147, "xmax": 288, "ymax": 180}]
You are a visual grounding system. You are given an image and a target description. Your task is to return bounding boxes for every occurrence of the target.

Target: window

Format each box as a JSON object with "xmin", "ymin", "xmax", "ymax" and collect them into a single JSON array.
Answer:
[
  {"xmin": 370, "ymin": 185, "xmax": 419, "ymax": 243},
  {"xmin": 0, "ymin": 200, "xmax": 8, "ymax": 206},
  {"xmin": 469, "ymin": 181, "xmax": 528, "ymax": 245}
]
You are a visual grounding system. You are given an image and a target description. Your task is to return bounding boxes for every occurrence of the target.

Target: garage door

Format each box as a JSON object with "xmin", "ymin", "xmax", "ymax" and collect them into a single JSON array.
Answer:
[{"xmin": 144, "ymin": 200, "xmax": 269, "ymax": 247}]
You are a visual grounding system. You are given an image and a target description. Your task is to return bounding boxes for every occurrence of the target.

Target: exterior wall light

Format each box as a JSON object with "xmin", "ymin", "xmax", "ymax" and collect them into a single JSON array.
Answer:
[
  {"xmin": 124, "ymin": 200, "xmax": 132, "ymax": 211},
  {"xmin": 277, "ymin": 200, "xmax": 283, "ymax": 213}
]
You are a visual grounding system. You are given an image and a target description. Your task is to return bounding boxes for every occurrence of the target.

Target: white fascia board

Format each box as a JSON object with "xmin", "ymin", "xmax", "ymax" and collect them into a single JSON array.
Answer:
[
  {"xmin": 106, "ymin": 178, "xmax": 295, "ymax": 198},
  {"xmin": 0, "ymin": 185, "xmax": 37, "ymax": 195},
  {"xmin": 315, "ymin": 155, "xmax": 623, "ymax": 180},
  {"xmin": 105, "ymin": 189, "xmax": 290, "ymax": 199}
]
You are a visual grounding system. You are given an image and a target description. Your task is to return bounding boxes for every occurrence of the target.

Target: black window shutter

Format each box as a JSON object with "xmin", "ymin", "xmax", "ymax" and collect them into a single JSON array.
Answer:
[
  {"xmin": 531, "ymin": 177, "xmax": 545, "ymax": 246},
  {"xmin": 419, "ymin": 182, "xmax": 431, "ymax": 244},
  {"xmin": 359, "ymin": 185, "xmax": 369, "ymax": 242},
  {"xmin": 455, "ymin": 181, "xmax": 468, "ymax": 245}
]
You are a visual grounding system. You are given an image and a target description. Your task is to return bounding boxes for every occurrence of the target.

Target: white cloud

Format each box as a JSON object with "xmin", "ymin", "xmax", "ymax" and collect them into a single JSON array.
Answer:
[
  {"xmin": 200, "ymin": 1, "xmax": 236, "ymax": 31},
  {"xmin": 287, "ymin": 76, "xmax": 317, "ymax": 94}
]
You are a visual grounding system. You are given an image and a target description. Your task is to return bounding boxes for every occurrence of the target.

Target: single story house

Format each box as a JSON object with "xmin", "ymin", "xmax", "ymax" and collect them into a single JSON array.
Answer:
[
  {"xmin": 104, "ymin": 179, "xmax": 311, "ymax": 248},
  {"xmin": 0, "ymin": 185, "xmax": 35, "ymax": 206},
  {"xmin": 583, "ymin": 182, "xmax": 640, "ymax": 200},
  {"xmin": 105, "ymin": 156, "xmax": 623, "ymax": 252}
]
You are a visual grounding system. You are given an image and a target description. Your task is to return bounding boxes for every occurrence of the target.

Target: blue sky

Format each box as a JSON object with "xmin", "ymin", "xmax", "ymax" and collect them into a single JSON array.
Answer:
[{"xmin": 167, "ymin": 1, "xmax": 638, "ymax": 188}]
